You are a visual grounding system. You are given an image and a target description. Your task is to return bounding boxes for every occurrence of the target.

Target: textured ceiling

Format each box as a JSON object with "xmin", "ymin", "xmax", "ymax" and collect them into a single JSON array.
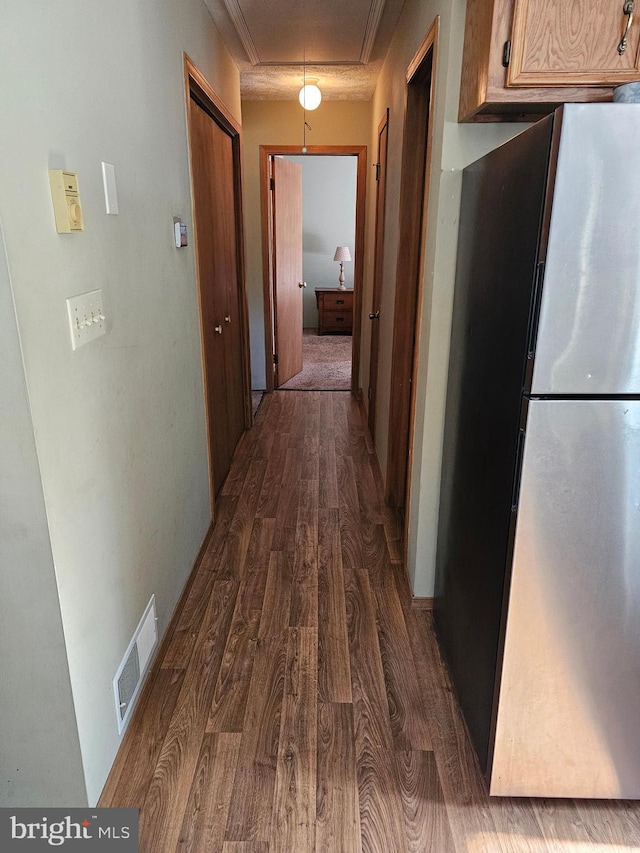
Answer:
[{"xmin": 204, "ymin": 0, "xmax": 404, "ymax": 100}]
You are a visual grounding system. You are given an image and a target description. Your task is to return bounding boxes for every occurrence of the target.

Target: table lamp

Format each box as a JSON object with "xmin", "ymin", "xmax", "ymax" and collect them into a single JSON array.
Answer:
[{"xmin": 333, "ymin": 246, "xmax": 351, "ymax": 290}]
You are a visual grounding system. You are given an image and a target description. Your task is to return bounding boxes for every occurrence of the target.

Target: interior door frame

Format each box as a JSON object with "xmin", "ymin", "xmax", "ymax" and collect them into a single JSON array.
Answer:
[
  {"xmin": 385, "ymin": 19, "xmax": 439, "ymax": 517},
  {"xmin": 260, "ymin": 145, "xmax": 367, "ymax": 394},
  {"xmin": 183, "ymin": 54, "xmax": 252, "ymax": 513}
]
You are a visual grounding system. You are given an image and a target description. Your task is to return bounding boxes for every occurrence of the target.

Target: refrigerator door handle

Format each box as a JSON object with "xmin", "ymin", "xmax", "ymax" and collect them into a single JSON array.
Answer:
[
  {"xmin": 527, "ymin": 262, "xmax": 545, "ymax": 359},
  {"xmin": 510, "ymin": 428, "xmax": 526, "ymax": 512}
]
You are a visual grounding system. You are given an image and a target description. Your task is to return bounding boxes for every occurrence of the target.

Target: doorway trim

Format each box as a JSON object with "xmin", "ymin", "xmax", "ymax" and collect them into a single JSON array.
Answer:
[
  {"xmin": 183, "ymin": 54, "xmax": 252, "ymax": 513},
  {"xmin": 385, "ymin": 20, "xmax": 439, "ymax": 518},
  {"xmin": 259, "ymin": 145, "xmax": 367, "ymax": 395}
]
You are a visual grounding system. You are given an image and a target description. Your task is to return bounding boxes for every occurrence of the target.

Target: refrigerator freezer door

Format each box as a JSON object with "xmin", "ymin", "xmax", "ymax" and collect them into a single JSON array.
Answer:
[
  {"xmin": 491, "ymin": 399, "xmax": 640, "ymax": 798},
  {"xmin": 434, "ymin": 115, "xmax": 554, "ymax": 774},
  {"xmin": 531, "ymin": 105, "xmax": 640, "ymax": 396}
]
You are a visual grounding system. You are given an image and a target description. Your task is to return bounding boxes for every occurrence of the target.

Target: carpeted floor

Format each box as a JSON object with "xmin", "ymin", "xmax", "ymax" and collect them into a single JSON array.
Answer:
[{"xmin": 279, "ymin": 328, "xmax": 352, "ymax": 391}]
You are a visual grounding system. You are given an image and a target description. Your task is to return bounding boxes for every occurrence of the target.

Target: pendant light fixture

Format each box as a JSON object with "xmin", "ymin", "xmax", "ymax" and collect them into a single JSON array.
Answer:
[
  {"xmin": 299, "ymin": 33, "xmax": 321, "ymax": 111},
  {"xmin": 299, "ymin": 29, "xmax": 321, "ymax": 153},
  {"xmin": 299, "ymin": 79, "xmax": 322, "ymax": 110}
]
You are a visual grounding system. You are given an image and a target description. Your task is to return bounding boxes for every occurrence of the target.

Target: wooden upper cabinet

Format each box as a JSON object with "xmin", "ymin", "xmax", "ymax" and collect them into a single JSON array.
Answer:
[
  {"xmin": 508, "ymin": 0, "xmax": 640, "ymax": 86},
  {"xmin": 459, "ymin": 0, "xmax": 638, "ymax": 121}
]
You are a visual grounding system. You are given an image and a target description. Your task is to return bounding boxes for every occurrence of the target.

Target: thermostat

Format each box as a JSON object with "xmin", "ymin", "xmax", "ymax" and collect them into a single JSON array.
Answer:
[{"xmin": 49, "ymin": 170, "xmax": 84, "ymax": 233}]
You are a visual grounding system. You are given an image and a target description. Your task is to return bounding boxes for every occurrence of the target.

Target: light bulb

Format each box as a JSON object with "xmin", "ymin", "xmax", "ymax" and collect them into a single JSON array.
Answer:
[{"xmin": 298, "ymin": 84, "xmax": 322, "ymax": 111}]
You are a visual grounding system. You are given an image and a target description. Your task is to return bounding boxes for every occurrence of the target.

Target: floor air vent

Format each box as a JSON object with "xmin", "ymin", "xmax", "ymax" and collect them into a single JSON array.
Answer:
[{"xmin": 113, "ymin": 595, "xmax": 157, "ymax": 733}]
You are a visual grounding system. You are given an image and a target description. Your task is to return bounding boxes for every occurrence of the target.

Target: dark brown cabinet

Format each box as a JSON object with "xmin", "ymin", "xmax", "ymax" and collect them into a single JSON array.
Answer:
[
  {"xmin": 459, "ymin": 0, "xmax": 640, "ymax": 122},
  {"xmin": 315, "ymin": 288, "xmax": 353, "ymax": 335}
]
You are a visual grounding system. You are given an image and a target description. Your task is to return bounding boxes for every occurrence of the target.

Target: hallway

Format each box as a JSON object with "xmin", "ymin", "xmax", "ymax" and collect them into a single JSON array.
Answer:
[{"xmin": 100, "ymin": 391, "xmax": 640, "ymax": 852}]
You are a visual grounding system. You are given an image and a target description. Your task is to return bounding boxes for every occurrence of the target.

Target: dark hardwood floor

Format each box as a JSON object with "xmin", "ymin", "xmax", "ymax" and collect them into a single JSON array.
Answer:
[{"xmin": 100, "ymin": 391, "xmax": 640, "ymax": 852}]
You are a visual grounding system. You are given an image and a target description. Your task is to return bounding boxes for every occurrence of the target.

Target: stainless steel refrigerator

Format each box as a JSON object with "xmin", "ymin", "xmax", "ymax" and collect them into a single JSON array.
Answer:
[{"xmin": 434, "ymin": 104, "xmax": 640, "ymax": 798}]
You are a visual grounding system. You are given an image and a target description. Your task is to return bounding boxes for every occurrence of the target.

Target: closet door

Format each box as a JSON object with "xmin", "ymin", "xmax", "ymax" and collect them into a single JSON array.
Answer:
[
  {"xmin": 189, "ymin": 93, "xmax": 247, "ymax": 496},
  {"xmin": 213, "ymin": 109, "xmax": 246, "ymax": 468},
  {"xmin": 367, "ymin": 109, "xmax": 389, "ymax": 440}
]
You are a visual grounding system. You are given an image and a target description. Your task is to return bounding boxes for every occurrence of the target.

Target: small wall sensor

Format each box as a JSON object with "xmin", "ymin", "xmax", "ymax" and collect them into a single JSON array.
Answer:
[{"xmin": 173, "ymin": 217, "xmax": 188, "ymax": 248}]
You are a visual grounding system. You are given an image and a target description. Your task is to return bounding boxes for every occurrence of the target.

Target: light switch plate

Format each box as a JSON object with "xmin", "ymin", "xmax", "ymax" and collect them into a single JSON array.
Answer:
[{"xmin": 66, "ymin": 289, "xmax": 106, "ymax": 350}]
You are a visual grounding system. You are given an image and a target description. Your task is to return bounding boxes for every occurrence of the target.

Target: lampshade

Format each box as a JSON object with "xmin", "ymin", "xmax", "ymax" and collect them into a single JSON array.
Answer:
[
  {"xmin": 333, "ymin": 246, "xmax": 351, "ymax": 263},
  {"xmin": 298, "ymin": 83, "xmax": 322, "ymax": 111}
]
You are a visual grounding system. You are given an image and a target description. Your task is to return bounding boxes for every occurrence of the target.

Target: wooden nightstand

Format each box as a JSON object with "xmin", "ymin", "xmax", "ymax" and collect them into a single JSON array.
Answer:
[{"xmin": 315, "ymin": 288, "xmax": 353, "ymax": 335}]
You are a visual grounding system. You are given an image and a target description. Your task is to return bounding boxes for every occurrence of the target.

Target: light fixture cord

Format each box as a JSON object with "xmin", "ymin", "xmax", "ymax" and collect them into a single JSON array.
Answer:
[{"xmin": 302, "ymin": 32, "xmax": 307, "ymax": 151}]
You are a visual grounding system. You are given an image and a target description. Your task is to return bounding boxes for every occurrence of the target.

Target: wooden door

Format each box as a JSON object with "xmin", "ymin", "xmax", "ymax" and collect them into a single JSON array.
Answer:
[
  {"xmin": 189, "ymin": 94, "xmax": 246, "ymax": 496},
  {"xmin": 367, "ymin": 110, "xmax": 389, "ymax": 440},
  {"xmin": 272, "ymin": 157, "xmax": 303, "ymax": 386},
  {"xmin": 219, "ymin": 144, "xmax": 246, "ymax": 464},
  {"xmin": 507, "ymin": 0, "xmax": 640, "ymax": 86},
  {"xmin": 387, "ymin": 23, "xmax": 437, "ymax": 510}
]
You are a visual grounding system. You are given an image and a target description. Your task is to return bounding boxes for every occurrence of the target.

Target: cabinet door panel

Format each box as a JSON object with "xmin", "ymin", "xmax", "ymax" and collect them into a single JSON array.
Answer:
[{"xmin": 508, "ymin": 0, "xmax": 640, "ymax": 86}]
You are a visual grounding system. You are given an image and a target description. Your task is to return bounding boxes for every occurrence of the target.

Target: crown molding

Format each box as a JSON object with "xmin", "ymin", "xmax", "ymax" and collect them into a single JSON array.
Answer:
[
  {"xmin": 222, "ymin": 0, "xmax": 261, "ymax": 65},
  {"xmin": 360, "ymin": 0, "xmax": 386, "ymax": 63}
]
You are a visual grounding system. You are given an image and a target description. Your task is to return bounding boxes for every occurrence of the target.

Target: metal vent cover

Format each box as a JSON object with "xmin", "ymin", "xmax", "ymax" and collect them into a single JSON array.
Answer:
[
  {"xmin": 112, "ymin": 595, "xmax": 157, "ymax": 734},
  {"xmin": 117, "ymin": 645, "xmax": 140, "ymax": 721}
]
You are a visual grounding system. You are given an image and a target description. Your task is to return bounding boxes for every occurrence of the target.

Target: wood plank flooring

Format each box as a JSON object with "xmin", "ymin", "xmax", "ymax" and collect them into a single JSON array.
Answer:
[{"xmin": 100, "ymin": 391, "xmax": 640, "ymax": 852}]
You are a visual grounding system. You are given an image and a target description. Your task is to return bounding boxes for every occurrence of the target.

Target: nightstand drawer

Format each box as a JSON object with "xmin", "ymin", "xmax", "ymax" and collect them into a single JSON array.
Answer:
[
  {"xmin": 322, "ymin": 292, "xmax": 353, "ymax": 310},
  {"xmin": 321, "ymin": 310, "xmax": 353, "ymax": 334}
]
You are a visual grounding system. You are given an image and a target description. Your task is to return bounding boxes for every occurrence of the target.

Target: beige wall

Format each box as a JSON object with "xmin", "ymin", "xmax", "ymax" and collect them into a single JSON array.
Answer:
[
  {"xmin": 0, "ymin": 0, "xmax": 240, "ymax": 805},
  {"xmin": 241, "ymin": 100, "xmax": 372, "ymax": 388},
  {"xmin": 0, "ymin": 221, "xmax": 87, "ymax": 807},
  {"xmin": 366, "ymin": 0, "xmax": 528, "ymax": 596}
]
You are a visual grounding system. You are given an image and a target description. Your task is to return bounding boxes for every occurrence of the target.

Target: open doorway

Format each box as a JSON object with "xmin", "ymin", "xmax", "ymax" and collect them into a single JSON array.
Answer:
[
  {"xmin": 260, "ymin": 145, "xmax": 367, "ymax": 395},
  {"xmin": 278, "ymin": 154, "xmax": 356, "ymax": 391}
]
